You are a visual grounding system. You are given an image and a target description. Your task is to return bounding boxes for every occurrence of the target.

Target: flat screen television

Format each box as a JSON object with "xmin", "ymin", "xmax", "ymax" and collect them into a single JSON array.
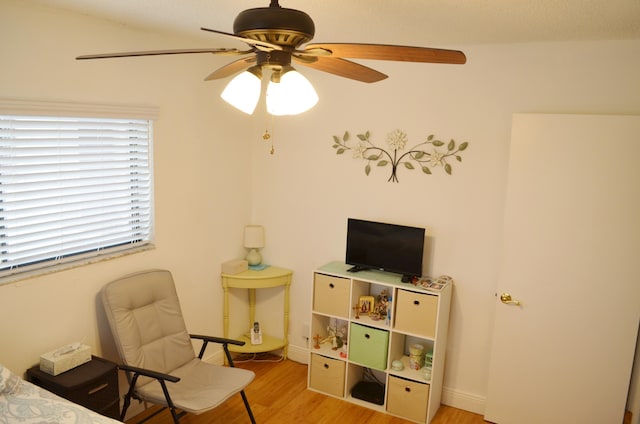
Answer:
[{"xmin": 345, "ymin": 218, "xmax": 425, "ymax": 281}]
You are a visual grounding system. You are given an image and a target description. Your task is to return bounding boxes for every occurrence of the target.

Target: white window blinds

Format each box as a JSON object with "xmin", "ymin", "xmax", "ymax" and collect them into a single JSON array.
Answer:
[{"xmin": 0, "ymin": 114, "xmax": 153, "ymax": 278}]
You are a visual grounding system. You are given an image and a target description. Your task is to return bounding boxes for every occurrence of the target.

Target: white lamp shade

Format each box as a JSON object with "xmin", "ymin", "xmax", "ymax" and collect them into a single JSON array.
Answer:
[
  {"xmin": 221, "ymin": 70, "xmax": 262, "ymax": 115},
  {"xmin": 243, "ymin": 225, "xmax": 265, "ymax": 249},
  {"xmin": 266, "ymin": 70, "xmax": 318, "ymax": 116}
]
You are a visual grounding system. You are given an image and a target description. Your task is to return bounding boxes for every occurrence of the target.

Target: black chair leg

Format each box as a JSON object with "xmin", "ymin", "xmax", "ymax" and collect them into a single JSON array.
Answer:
[
  {"xmin": 169, "ymin": 408, "xmax": 180, "ymax": 424},
  {"xmin": 120, "ymin": 373, "xmax": 140, "ymax": 421},
  {"xmin": 159, "ymin": 380, "xmax": 182, "ymax": 424},
  {"xmin": 120, "ymin": 393, "xmax": 132, "ymax": 422},
  {"xmin": 240, "ymin": 390, "xmax": 256, "ymax": 424}
]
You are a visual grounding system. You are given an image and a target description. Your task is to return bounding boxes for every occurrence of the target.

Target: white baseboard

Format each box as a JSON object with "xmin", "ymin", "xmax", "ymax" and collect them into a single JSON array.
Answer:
[
  {"xmin": 287, "ymin": 344, "xmax": 309, "ymax": 364},
  {"xmin": 441, "ymin": 386, "xmax": 486, "ymax": 415},
  {"xmin": 203, "ymin": 350, "xmax": 224, "ymax": 365}
]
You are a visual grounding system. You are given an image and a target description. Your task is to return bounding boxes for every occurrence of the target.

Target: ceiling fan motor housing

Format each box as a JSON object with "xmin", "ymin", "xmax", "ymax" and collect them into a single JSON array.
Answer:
[{"xmin": 233, "ymin": 5, "xmax": 315, "ymax": 48}]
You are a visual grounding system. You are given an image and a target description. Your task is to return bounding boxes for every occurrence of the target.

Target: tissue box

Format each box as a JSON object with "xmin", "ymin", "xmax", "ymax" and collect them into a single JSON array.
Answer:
[
  {"xmin": 222, "ymin": 259, "xmax": 248, "ymax": 275},
  {"xmin": 39, "ymin": 343, "xmax": 91, "ymax": 376}
]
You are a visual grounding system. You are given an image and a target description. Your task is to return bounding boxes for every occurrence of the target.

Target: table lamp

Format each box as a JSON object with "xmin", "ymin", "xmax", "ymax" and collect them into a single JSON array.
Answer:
[{"xmin": 244, "ymin": 225, "xmax": 265, "ymax": 266}]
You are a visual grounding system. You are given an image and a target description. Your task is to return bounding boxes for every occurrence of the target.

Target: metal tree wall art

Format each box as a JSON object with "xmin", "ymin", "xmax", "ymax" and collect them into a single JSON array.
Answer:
[{"xmin": 332, "ymin": 130, "xmax": 469, "ymax": 182}]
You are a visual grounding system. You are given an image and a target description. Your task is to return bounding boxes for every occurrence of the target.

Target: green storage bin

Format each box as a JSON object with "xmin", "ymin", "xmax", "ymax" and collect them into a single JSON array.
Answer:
[{"xmin": 349, "ymin": 323, "xmax": 389, "ymax": 370}]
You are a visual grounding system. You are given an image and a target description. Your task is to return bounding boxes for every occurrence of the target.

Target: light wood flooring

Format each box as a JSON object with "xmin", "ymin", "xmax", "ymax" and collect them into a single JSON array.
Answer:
[{"xmin": 127, "ymin": 355, "xmax": 487, "ymax": 424}]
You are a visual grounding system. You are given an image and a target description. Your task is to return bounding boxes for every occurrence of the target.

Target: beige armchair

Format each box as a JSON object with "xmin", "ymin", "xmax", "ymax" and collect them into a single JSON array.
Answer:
[{"xmin": 101, "ymin": 269, "xmax": 256, "ymax": 423}]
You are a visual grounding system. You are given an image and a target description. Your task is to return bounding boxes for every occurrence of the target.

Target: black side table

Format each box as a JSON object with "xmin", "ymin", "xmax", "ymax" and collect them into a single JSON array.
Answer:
[{"xmin": 27, "ymin": 355, "xmax": 120, "ymax": 420}]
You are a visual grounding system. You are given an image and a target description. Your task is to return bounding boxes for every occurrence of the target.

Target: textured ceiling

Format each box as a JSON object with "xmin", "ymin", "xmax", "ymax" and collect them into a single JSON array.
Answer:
[{"xmin": 22, "ymin": 0, "xmax": 640, "ymax": 47}]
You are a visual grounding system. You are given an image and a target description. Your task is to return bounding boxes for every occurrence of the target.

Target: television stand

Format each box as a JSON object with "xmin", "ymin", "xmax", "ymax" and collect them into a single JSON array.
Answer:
[{"xmin": 309, "ymin": 261, "xmax": 452, "ymax": 423}]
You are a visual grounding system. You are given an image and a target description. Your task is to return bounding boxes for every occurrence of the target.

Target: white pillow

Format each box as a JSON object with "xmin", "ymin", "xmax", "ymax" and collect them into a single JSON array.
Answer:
[{"xmin": 0, "ymin": 363, "xmax": 21, "ymax": 394}]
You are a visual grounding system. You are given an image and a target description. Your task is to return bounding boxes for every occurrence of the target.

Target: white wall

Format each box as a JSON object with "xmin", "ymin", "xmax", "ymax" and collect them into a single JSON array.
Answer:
[
  {"xmin": 0, "ymin": 0, "xmax": 254, "ymax": 374},
  {"xmin": 2, "ymin": 0, "xmax": 640, "ymax": 417},
  {"xmin": 249, "ymin": 40, "xmax": 640, "ymax": 413}
]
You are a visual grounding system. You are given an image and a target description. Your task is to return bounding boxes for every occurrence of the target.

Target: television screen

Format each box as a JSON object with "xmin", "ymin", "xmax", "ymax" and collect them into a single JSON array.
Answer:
[{"xmin": 345, "ymin": 218, "xmax": 425, "ymax": 279}]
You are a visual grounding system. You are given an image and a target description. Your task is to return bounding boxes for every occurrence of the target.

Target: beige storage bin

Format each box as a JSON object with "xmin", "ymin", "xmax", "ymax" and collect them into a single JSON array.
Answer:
[
  {"xmin": 309, "ymin": 353, "xmax": 346, "ymax": 398},
  {"xmin": 393, "ymin": 290, "xmax": 438, "ymax": 338},
  {"xmin": 313, "ymin": 274, "xmax": 351, "ymax": 318},
  {"xmin": 387, "ymin": 375, "xmax": 430, "ymax": 422}
]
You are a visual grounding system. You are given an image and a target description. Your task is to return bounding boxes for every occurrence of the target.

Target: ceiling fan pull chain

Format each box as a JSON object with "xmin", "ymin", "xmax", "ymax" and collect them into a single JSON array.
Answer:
[
  {"xmin": 263, "ymin": 114, "xmax": 276, "ymax": 155},
  {"xmin": 270, "ymin": 115, "xmax": 275, "ymax": 155}
]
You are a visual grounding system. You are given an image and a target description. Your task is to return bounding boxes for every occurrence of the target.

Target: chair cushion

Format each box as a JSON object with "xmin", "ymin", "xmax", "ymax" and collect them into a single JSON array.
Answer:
[
  {"xmin": 135, "ymin": 358, "xmax": 255, "ymax": 414},
  {"xmin": 101, "ymin": 269, "xmax": 196, "ymax": 378}
]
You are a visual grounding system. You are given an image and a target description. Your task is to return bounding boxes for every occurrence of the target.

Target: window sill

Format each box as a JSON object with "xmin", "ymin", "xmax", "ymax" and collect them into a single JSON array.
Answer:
[{"xmin": 0, "ymin": 244, "xmax": 156, "ymax": 286}]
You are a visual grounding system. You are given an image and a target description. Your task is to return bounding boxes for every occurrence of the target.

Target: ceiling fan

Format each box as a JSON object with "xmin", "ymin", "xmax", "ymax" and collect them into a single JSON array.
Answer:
[{"xmin": 77, "ymin": 0, "xmax": 466, "ymax": 115}]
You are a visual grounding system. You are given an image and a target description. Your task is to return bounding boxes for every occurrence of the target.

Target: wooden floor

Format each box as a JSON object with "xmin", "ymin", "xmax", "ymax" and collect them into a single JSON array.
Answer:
[{"xmin": 127, "ymin": 356, "xmax": 487, "ymax": 424}]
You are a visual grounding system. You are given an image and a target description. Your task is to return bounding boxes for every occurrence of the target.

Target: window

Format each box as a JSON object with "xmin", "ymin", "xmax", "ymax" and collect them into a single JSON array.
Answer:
[{"xmin": 0, "ymin": 113, "xmax": 153, "ymax": 280}]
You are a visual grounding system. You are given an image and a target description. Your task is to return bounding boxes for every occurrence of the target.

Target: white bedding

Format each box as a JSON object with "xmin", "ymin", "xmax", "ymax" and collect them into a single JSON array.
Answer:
[{"xmin": 0, "ymin": 363, "xmax": 121, "ymax": 424}]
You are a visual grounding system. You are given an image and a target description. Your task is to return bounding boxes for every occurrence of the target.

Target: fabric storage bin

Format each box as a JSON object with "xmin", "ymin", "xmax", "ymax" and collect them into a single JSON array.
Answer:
[
  {"xmin": 313, "ymin": 273, "xmax": 351, "ymax": 318},
  {"xmin": 387, "ymin": 375, "xmax": 430, "ymax": 422},
  {"xmin": 394, "ymin": 290, "xmax": 438, "ymax": 338},
  {"xmin": 349, "ymin": 323, "xmax": 389, "ymax": 370},
  {"xmin": 309, "ymin": 353, "xmax": 345, "ymax": 398}
]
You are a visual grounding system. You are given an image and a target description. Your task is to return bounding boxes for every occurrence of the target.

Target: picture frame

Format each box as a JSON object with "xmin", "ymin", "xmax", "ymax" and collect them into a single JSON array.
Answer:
[
  {"xmin": 416, "ymin": 278, "xmax": 431, "ymax": 288},
  {"xmin": 428, "ymin": 282, "xmax": 444, "ymax": 290},
  {"xmin": 375, "ymin": 290, "xmax": 389, "ymax": 316},
  {"xmin": 358, "ymin": 295, "xmax": 375, "ymax": 314}
]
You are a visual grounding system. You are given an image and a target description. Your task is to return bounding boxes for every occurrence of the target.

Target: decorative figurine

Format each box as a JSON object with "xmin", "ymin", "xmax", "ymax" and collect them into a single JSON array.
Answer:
[
  {"xmin": 320, "ymin": 325, "xmax": 344, "ymax": 350},
  {"xmin": 352, "ymin": 303, "xmax": 360, "ymax": 319},
  {"xmin": 374, "ymin": 290, "xmax": 389, "ymax": 319},
  {"xmin": 340, "ymin": 342, "xmax": 348, "ymax": 358}
]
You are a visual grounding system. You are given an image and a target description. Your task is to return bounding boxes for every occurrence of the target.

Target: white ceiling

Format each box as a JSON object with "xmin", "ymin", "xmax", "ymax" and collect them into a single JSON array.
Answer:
[{"xmin": 23, "ymin": 0, "xmax": 640, "ymax": 47}]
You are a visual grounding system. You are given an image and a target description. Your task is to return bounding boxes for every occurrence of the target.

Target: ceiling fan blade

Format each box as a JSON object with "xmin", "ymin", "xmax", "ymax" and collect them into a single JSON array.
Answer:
[
  {"xmin": 200, "ymin": 27, "xmax": 283, "ymax": 52},
  {"xmin": 204, "ymin": 57, "xmax": 258, "ymax": 81},
  {"xmin": 293, "ymin": 56, "xmax": 387, "ymax": 83},
  {"xmin": 303, "ymin": 43, "xmax": 466, "ymax": 64},
  {"xmin": 76, "ymin": 47, "xmax": 250, "ymax": 60}
]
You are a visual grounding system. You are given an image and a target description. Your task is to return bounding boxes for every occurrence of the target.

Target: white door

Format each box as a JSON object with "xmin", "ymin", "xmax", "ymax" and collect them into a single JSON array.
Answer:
[{"xmin": 485, "ymin": 114, "xmax": 640, "ymax": 424}]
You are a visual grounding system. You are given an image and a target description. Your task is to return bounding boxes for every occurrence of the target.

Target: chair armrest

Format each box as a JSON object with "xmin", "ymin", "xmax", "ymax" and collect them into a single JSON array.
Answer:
[
  {"xmin": 118, "ymin": 363, "xmax": 180, "ymax": 383},
  {"xmin": 190, "ymin": 334, "xmax": 246, "ymax": 363},
  {"xmin": 117, "ymin": 363, "xmax": 181, "ymax": 422},
  {"xmin": 190, "ymin": 334, "xmax": 246, "ymax": 347}
]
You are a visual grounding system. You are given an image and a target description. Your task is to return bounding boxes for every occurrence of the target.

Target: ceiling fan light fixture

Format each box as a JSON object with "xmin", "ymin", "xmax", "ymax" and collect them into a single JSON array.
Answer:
[
  {"xmin": 221, "ymin": 66, "xmax": 263, "ymax": 114},
  {"xmin": 266, "ymin": 66, "xmax": 318, "ymax": 116}
]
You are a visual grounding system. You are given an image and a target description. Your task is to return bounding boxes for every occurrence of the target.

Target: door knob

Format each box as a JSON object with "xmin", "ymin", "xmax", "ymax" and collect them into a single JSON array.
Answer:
[{"xmin": 500, "ymin": 293, "xmax": 521, "ymax": 306}]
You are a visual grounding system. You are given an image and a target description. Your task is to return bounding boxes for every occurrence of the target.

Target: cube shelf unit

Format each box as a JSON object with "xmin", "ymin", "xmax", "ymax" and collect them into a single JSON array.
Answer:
[{"xmin": 307, "ymin": 261, "xmax": 452, "ymax": 424}]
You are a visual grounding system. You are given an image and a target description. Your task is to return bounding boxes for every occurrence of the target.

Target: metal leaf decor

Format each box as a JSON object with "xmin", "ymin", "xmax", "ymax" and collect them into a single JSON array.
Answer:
[{"xmin": 332, "ymin": 130, "xmax": 469, "ymax": 182}]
